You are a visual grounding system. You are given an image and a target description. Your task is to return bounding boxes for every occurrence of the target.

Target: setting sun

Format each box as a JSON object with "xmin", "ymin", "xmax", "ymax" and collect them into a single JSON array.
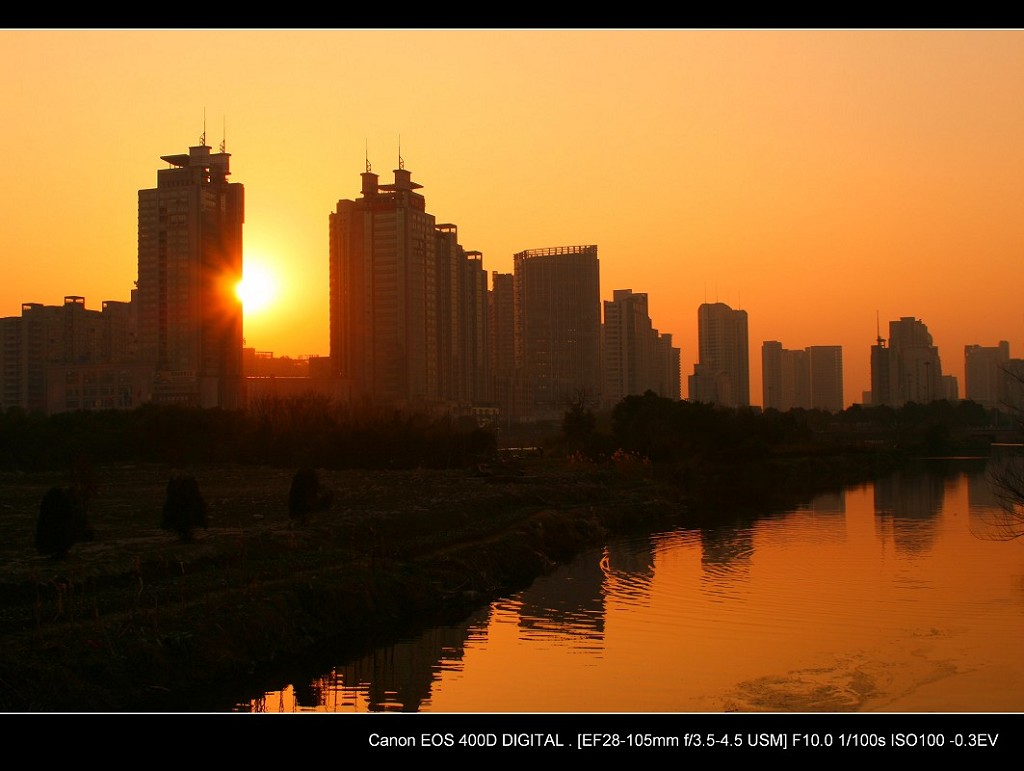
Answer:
[{"xmin": 236, "ymin": 261, "xmax": 277, "ymax": 314}]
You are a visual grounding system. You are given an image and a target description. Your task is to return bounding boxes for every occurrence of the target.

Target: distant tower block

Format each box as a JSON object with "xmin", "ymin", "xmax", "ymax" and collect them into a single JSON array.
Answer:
[
  {"xmin": 513, "ymin": 245, "xmax": 602, "ymax": 420},
  {"xmin": 689, "ymin": 302, "xmax": 749, "ymax": 408},
  {"xmin": 136, "ymin": 141, "xmax": 244, "ymax": 408}
]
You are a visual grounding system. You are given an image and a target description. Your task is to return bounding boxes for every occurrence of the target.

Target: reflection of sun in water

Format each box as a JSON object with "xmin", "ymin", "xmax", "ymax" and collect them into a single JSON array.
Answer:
[{"xmin": 236, "ymin": 262, "xmax": 277, "ymax": 314}]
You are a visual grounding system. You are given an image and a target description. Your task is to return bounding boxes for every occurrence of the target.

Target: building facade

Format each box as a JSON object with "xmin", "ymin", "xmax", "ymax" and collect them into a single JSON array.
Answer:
[
  {"xmin": 513, "ymin": 245, "xmax": 601, "ymax": 421},
  {"xmin": 0, "ymin": 296, "xmax": 146, "ymax": 414},
  {"xmin": 965, "ymin": 342, "xmax": 1010, "ymax": 409},
  {"xmin": 136, "ymin": 143, "xmax": 244, "ymax": 408},
  {"xmin": 871, "ymin": 317, "xmax": 947, "ymax": 407},
  {"xmin": 329, "ymin": 162, "xmax": 489, "ymax": 412},
  {"xmin": 602, "ymin": 289, "xmax": 681, "ymax": 407},
  {"xmin": 689, "ymin": 302, "xmax": 749, "ymax": 408}
]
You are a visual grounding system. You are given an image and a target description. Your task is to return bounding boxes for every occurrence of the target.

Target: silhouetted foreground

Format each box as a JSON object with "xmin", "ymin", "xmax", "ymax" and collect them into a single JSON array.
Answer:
[
  {"xmin": 0, "ymin": 448, "xmax": 903, "ymax": 712},
  {"xmin": 4, "ymin": 394, "xmax": 995, "ymax": 709},
  {"xmin": 0, "ymin": 398, "xmax": 497, "ymax": 471},
  {"xmin": 161, "ymin": 474, "xmax": 208, "ymax": 541},
  {"xmin": 35, "ymin": 487, "xmax": 93, "ymax": 558}
]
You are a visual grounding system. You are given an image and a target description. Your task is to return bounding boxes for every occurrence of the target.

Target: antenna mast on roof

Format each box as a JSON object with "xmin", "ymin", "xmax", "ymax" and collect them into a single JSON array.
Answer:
[
  {"xmin": 365, "ymin": 139, "xmax": 371, "ymax": 173},
  {"xmin": 220, "ymin": 116, "xmax": 226, "ymax": 153},
  {"xmin": 398, "ymin": 134, "xmax": 404, "ymax": 170},
  {"xmin": 200, "ymin": 108, "xmax": 206, "ymax": 146}
]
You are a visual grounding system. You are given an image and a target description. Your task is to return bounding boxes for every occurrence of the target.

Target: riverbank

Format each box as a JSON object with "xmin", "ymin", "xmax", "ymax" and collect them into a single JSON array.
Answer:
[{"xmin": 0, "ymin": 452, "xmax": 904, "ymax": 711}]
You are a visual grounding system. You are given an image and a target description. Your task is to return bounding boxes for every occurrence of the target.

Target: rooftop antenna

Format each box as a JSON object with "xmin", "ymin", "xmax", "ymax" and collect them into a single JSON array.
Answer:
[
  {"xmin": 876, "ymin": 310, "xmax": 885, "ymax": 346},
  {"xmin": 200, "ymin": 108, "xmax": 207, "ymax": 146},
  {"xmin": 398, "ymin": 134, "xmax": 404, "ymax": 170},
  {"xmin": 365, "ymin": 139, "xmax": 371, "ymax": 173},
  {"xmin": 220, "ymin": 116, "xmax": 226, "ymax": 153}
]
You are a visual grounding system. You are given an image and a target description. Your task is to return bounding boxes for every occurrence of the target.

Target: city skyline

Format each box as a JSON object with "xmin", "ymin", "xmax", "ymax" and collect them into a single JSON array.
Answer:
[{"xmin": 3, "ymin": 30, "xmax": 1024, "ymax": 406}]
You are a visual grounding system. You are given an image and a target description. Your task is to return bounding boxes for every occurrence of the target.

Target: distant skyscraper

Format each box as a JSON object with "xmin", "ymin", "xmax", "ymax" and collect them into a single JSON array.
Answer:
[
  {"xmin": 330, "ymin": 163, "xmax": 439, "ymax": 408},
  {"xmin": 513, "ymin": 245, "xmax": 601, "ymax": 420},
  {"xmin": 762, "ymin": 341, "xmax": 808, "ymax": 411},
  {"xmin": 762, "ymin": 341, "xmax": 843, "ymax": 412},
  {"xmin": 488, "ymin": 271, "xmax": 516, "ymax": 416},
  {"xmin": 136, "ymin": 142, "xmax": 244, "ymax": 408},
  {"xmin": 870, "ymin": 317, "xmax": 945, "ymax": 407},
  {"xmin": 330, "ymin": 161, "xmax": 487, "ymax": 411},
  {"xmin": 965, "ymin": 342, "xmax": 1010, "ymax": 408},
  {"xmin": 0, "ymin": 296, "xmax": 144, "ymax": 413},
  {"xmin": 602, "ymin": 289, "xmax": 680, "ymax": 407},
  {"xmin": 689, "ymin": 302, "xmax": 749, "ymax": 408},
  {"xmin": 808, "ymin": 345, "xmax": 844, "ymax": 412}
]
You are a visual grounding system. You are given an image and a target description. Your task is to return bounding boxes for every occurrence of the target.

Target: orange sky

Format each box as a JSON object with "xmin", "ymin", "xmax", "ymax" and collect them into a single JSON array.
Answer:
[{"xmin": 2, "ymin": 29, "xmax": 1023, "ymax": 407}]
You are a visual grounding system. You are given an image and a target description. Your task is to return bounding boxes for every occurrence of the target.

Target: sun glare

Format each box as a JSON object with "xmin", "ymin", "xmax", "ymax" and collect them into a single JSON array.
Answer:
[{"xmin": 237, "ymin": 262, "xmax": 277, "ymax": 314}]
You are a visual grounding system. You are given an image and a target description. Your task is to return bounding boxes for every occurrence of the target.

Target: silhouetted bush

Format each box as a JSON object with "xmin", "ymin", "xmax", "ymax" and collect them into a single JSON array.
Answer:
[
  {"xmin": 35, "ymin": 486, "xmax": 94, "ymax": 558},
  {"xmin": 288, "ymin": 468, "xmax": 333, "ymax": 525},
  {"xmin": 161, "ymin": 474, "xmax": 208, "ymax": 541}
]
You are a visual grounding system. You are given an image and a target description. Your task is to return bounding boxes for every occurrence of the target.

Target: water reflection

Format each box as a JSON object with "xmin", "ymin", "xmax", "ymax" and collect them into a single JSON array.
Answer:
[{"xmin": 240, "ymin": 461, "xmax": 1024, "ymax": 713}]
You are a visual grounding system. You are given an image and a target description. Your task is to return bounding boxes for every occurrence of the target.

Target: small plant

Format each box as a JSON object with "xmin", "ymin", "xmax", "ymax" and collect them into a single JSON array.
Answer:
[
  {"xmin": 161, "ymin": 474, "xmax": 208, "ymax": 541},
  {"xmin": 35, "ymin": 486, "xmax": 94, "ymax": 558},
  {"xmin": 288, "ymin": 468, "xmax": 333, "ymax": 525}
]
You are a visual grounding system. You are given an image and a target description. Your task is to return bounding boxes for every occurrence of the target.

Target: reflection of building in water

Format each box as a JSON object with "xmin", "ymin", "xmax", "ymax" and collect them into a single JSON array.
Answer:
[
  {"xmin": 699, "ymin": 525, "xmax": 754, "ymax": 597},
  {"xmin": 810, "ymin": 490, "xmax": 846, "ymax": 515},
  {"xmin": 598, "ymin": 538, "xmax": 658, "ymax": 606},
  {"xmin": 969, "ymin": 459, "xmax": 1024, "ymax": 539},
  {"xmin": 968, "ymin": 467, "xmax": 1001, "ymax": 511},
  {"xmin": 874, "ymin": 469, "xmax": 944, "ymax": 554},
  {"xmin": 253, "ymin": 606, "xmax": 490, "ymax": 712},
  {"xmin": 518, "ymin": 549, "xmax": 607, "ymax": 640}
]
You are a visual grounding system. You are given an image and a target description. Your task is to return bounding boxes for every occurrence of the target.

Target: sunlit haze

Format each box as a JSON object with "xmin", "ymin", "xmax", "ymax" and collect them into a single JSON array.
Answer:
[{"xmin": 3, "ymin": 29, "xmax": 1024, "ymax": 403}]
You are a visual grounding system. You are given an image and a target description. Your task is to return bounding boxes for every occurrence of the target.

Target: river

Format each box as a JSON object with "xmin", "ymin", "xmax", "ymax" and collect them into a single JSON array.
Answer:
[{"xmin": 238, "ymin": 458, "xmax": 1024, "ymax": 713}]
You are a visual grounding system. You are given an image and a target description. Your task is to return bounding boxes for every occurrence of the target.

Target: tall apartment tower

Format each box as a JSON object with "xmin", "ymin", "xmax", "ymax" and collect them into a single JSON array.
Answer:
[
  {"xmin": 871, "ymin": 317, "xmax": 944, "ymax": 407},
  {"xmin": 688, "ymin": 302, "xmax": 749, "ymax": 408},
  {"xmin": 602, "ymin": 289, "xmax": 681, "ymax": 407},
  {"xmin": 762, "ymin": 341, "xmax": 808, "ymax": 411},
  {"xmin": 330, "ymin": 161, "xmax": 488, "ymax": 412},
  {"xmin": 965, "ymin": 342, "xmax": 1011, "ymax": 408},
  {"xmin": 0, "ymin": 296, "xmax": 148, "ymax": 414},
  {"xmin": 808, "ymin": 345, "xmax": 844, "ymax": 412},
  {"xmin": 330, "ymin": 163, "xmax": 438, "ymax": 408},
  {"xmin": 513, "ymin": 245, "xmax": 601, "ymax": 421},
  {"xmin": 489, "ymin": 271, "xmax": 516, "ymax": 418},
  {"xmin": 136, "ymin": 142, "xmax": 244, "ymax": 408}
]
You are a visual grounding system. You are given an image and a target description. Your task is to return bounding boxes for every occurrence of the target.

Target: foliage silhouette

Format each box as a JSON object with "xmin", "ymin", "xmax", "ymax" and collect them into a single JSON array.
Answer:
[
  {"xmin": 288, "ymin": 467, "xmax": 333, "ymax": 525},
  {"xmin": 161, "ymin": 474, "xmax": 208, "ymax": 541},
  {"xmin": 35, "ymin": 486, "xmax": 94, "ymax": 558}
]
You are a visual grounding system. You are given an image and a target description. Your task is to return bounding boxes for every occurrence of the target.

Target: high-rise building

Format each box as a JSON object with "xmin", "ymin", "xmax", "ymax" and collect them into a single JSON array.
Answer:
[
  {"xmin": 0, "ymin": 295, "xmax": 149, "ymax": 414},
  {"xmin": 330, "ymin": 163, "xmax": 438, "ymax": 408},
  {"xmin": 762, "ymin": 342, "xmax": 843, "ymax": 412},
  {"xmin": 330, "ymin": 161, "xmax": 487, "ymax": 412},
  {"xmin": 489, "ymin": 271, "xmax": 516, "ymax": 418},
  {"xmin": 513, "ymin": 245, "xmax": 601, "ymax": 420},
  {"xmin": 808, "ymin": 345, "xmax": 844, "ymax": 412},
  {"xmin": 689, "ymin": 302, "xmax": 749, "ymax": 408},
  {"xmin": 965, "ymin": 342, "xmax": 1010, "ymax": 408},
  {"xmin": 762, "ymin": 341, "xmax": 808, "ymax": 411},
  {"xmin": 136, "ymin": 142, "xmax": 244, "ymax": 408},
  {"xmin": 602, "ymin": 289, "xmax": 680, "ymax": 407},
  {"xmin": 871, "ymin": 317, "xmax": 945, "ymax": 407}
]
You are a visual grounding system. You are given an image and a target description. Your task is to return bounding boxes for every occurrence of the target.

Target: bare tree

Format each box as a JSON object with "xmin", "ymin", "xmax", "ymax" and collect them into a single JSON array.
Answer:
[{"xmin": 983, "ymin": 363, "xmax": 1024, "ymax": 539}]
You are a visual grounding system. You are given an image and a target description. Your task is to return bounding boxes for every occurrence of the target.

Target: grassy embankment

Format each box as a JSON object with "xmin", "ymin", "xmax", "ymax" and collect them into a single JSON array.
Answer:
[{"xmin": 0, "ymin": 450, "xmax": 903, "ymax": 711}]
